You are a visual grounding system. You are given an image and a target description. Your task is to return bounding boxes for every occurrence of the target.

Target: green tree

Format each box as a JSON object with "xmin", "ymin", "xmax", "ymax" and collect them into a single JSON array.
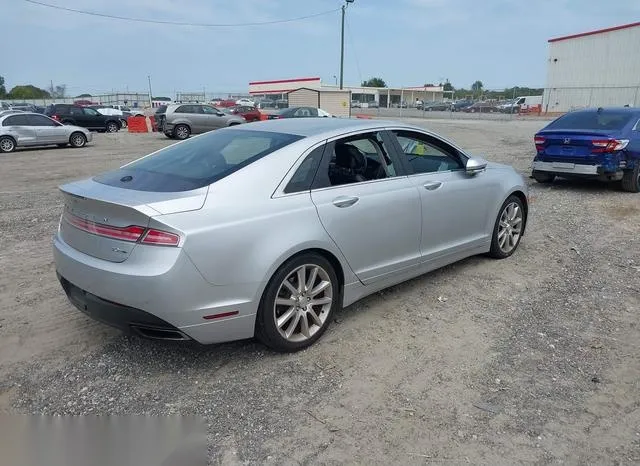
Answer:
[
  {"xmin": 8, "ymin": 85, "xmax": 50, "ymax": 99},
  {"xmin": 443, "ymin": 80, "xmax": 454, "ymax": 92},
  {"xmin": 0, "ymin": 76, "xmax": 6, "ymax": 98},
  {"xmin": 361, "ymin": 77, "xmax": 387, "ymax": 88},
  {"xmin": 471, "ymin": 80, "xmax": 483, "ymax": 92},
  {"xmin": 75, "ymin": 93, "xmax": 92, "ymax": 98},
  {"xmin": 152, "ymin": 96, "xmax": 172, "ymax": 101}
]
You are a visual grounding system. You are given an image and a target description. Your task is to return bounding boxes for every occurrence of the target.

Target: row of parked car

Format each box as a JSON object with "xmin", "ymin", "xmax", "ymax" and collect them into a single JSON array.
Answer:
[{"xmin": 154, "ymin": 102, "xmax": 334, "ymax": 140}]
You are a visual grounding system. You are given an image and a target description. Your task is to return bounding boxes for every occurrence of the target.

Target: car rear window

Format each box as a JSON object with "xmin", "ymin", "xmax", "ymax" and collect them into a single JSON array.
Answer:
[
  {"xmin": 93, "ymin": 129, "xmax": 304, "ymax": 192},
  {"xmin": 546, "ymin": 111, "xmax": 635, "ymax": 131}
]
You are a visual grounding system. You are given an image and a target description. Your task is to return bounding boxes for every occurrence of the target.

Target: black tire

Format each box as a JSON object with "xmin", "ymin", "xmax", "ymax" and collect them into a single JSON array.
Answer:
[
  {"xmin": 621, "ymin": 164, "xmax": 640, "ymax": 193},
  {"xmin": 119, "ymin": 119, "xmax": 128, "ymax": 129},
  {"xmin": 173, "ymin": 124, "xmax": 190, "ymax": 140},
  {"xmin": 69, "ymin": 132, "xmax": 87, "ymax": 148},
  {"xmin": 105, "ymin": 121, "xmax": 119, "ymax": 133},
  {"xmin": 488, "ymin": 195, "xmax": 525, "ymax": 259},
  {"xmin": 0, "ymin": 136, "xmax": 16, "ymax": 153},
  {"xmin": 532, "ymin": 170, "xmax": 555, "ymax": 184},
  {"xmin": 255, "ymin": 253, "xmax": 340, "ymax": 352}
]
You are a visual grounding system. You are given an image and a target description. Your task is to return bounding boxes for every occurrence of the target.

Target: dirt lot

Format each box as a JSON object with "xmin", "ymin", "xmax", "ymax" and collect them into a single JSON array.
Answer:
[{"xmin": 1, "ymin": 120, "xmax": 639, "ymax": 465}]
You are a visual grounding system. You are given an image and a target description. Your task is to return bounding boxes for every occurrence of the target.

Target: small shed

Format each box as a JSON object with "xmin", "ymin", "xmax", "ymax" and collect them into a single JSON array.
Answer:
[{"xmin": 287, "ymin": 87, "xmax": 352, "ymax": 117}]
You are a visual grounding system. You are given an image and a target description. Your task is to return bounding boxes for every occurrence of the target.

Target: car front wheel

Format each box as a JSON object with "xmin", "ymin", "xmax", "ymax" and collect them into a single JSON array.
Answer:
[
  {"xmin": 106, "ymin": 121, "xmax": 119, "ymax": 133},
  {"xmin": 256, "ymin": 253, "xmax": 339, "ymax": 352},
  {"xmin": 489, "ymin": 195, "xmax": 525, "ymax": 259},
  {"xmin": 69, "ymin": 132, "xmax": 87, "ymax": 148}
]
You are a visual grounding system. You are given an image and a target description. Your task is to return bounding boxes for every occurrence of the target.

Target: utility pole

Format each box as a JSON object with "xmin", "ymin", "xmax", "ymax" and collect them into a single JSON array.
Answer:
[
  {"xmin": 147, "ymin": 75, "xmax": 153, "ymax": 108},
  {"xmin": 339, "ymin": 0, "xmax": 355, "ymax": 90}
]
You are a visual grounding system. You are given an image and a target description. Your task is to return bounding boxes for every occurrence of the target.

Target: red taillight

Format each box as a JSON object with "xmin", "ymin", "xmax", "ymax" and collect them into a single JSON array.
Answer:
[
  {"xmin": 591, "ymin": 139, "xmax": 629, "ymax": 153},
  {"xmin": 63, "ymin": 212, "xmax": 179, "ymax": 246},
  {"xmin": 534, "ymin": 135, "xmax": 545, "ymax": 151},
  {"xmin": 141, "ymin": 229, "xmax": 180, "ymax": 246}
]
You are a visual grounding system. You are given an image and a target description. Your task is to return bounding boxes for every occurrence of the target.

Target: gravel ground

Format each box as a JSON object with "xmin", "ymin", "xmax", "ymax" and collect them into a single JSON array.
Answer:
[{"xmin": 1, "ymin": 120, "xmax": 639, "ymax": 465}]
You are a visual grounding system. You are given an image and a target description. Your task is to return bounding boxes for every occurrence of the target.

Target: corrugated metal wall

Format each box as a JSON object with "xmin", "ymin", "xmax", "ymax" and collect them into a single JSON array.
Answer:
[
  {"xmin": 545, "ymin": 25, "xmax": 640, "ymax": 112},
  {"xmin": 320, "ymin": 91, "xmax": 351, "ymax": 117}
]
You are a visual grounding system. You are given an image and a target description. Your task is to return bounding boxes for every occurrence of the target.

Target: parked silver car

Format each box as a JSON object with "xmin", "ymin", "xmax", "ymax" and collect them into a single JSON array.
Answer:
[
  {"xmin": 0, "ymin": 112, "xmax": 92, "ymax": 153},
  {"xmin": 54, "ymin": 119, "xmax": 528, "ymax": 351},
  {"xmin": 158, "ymin": 103, "xmax": 245, "ymax": 140}
]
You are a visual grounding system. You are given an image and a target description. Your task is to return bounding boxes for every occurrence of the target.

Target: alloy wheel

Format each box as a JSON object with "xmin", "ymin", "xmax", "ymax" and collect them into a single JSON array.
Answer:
[
  {"xmin": 0, "ymin": 138, "xmax": 15, "ymax": 152},
  {"xmin": 273, "ymin": 264, "xmax": 333, "ymax": 343},
  {"xmin": 71, "ymin": 134, "xmax": 86, "ymax": 147},
  {"xmin": 497, "ymin": 202, "xmax": 523, "ymax": 254}
]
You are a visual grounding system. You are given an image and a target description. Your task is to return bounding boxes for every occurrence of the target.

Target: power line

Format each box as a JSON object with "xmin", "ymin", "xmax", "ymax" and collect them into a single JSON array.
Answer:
[
  {"xmin": 22, "ymin": 0, "xmax": 341, "ymax": 27},
  {"xmin": 345, "ymin": 17, "xmax": 363, "ymax": 86}
]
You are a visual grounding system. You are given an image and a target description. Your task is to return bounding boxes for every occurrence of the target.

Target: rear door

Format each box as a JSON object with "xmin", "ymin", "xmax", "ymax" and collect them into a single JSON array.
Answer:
[
  {"xmin": 2, "ymin": 114, "xmax": 37, "ymax": 146},
  {"xmin": 388, "ymin": 129, "xmax": 498, "ymax": 262},
  {"xmin": 29, "ymin": 114, "xmax": 67, "ymax": 144},
  {"xmin": 310, "ymin": 130, "xmax": 422, "ymax": 284}
]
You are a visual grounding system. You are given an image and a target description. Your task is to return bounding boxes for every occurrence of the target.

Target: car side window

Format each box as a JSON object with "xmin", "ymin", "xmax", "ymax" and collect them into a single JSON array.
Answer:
[
  {"xmin": 175, "ymin": 105, "xmax": 199, "ymax": 114},
  {"xmin": 3, "ymin": 115, "xmax": 29, "ymax": 126},
  {"xmin": 284, "ymin": 145, "xmax": 325, "ymax": 194},
  {"xmin": 314, "ymin": 132, "xmax": 396, "ymax": 189},
  {"xmin": 28, "ymin": 115, "xmax": 57, "ymax": 126},
  {"xmin": 294, "ymin": 108, "xmax": 312, "ymax": 117},
  {"xmin": 202, "ymin": 106, "xmax": 218, "ymax": 115},
  {"xmin": 83, "ymin": 108, "xmax": 99, "ymax": 116},
  {"xmin": 391, "ymin": 130, "xmax": 463, "ymax": 174},
  {"xmin": 70, "ymin": 107, "xmax": 83, "ymax": 116}
]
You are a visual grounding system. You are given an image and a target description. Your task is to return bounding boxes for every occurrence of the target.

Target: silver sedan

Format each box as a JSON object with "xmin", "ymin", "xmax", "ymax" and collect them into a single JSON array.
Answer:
[
  {"xmin": 53, "ymin": 119, "xmax": 528, "ymax": 351},
  {"xmin": 0, "ymin": 112, "xmax": 92, "ymax": 153}
]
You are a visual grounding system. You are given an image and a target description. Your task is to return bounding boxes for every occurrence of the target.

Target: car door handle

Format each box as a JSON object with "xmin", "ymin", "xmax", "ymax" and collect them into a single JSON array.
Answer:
[
  {"xmin": 332, "ymin": 196, "xmax": 359, "ymax": 208},
  {"xmin": 423, "ymin": 181, "xmax": 443, "ymax": 191}
]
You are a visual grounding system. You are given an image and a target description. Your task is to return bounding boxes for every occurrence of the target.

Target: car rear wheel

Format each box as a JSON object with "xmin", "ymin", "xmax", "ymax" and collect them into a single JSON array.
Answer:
[
  {"xmin": 106, "ymin": 121, "xmax": 119, "ymax": 133},
  {"xmin": 119, "ymin": 118, "xmax": 128, "ymax": 129},
  {"xmin": 621, "ymin": 164, "xmax": 640, "ymax": 193},
  {"xmin": 532, "ymin": 170, "xmax": 555, "ymax": 183},
  {"xmin": 69, "ymin": 132, "xmax": 87, "ymax": 148},
  {"xmin": 489, "ymin": 195, "xmax": 525, "ymax": 259},
  {"xmin": 255, "ymin": 253, "xmax": 339, "ymax": 352},
  {"xmin": 173, "ymin": 124, "xmax": 190, "ymax": 140},
  {"xmin": 0, "ymin": 136, "xmax": 16, "ymax": 153}
]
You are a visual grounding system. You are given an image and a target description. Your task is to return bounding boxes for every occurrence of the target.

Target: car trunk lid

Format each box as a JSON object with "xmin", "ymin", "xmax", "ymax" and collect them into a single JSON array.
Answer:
[
  {"xmin": 59, "ymin": 178, "xmax": 207, "ymax": 263},
  {"xmin": 535, "ymin": 129, "xmax": 622, "ymax": 157}
]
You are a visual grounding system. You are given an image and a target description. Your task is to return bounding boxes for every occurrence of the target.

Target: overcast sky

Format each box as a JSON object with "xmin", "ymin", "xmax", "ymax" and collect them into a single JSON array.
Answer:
[{"xmin": 4, "ymin": 0, "xmax": 639, "ymax": 96}]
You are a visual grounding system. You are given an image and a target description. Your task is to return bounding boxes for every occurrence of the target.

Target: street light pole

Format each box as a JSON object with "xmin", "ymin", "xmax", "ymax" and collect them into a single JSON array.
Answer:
[{"xmin": 339, "ymin": 0, "xmax": 354, "ymax": 90}]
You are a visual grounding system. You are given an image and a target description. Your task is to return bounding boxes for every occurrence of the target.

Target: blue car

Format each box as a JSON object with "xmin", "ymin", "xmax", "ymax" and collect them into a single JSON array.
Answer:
[{"xmin": 532, "ymin": 107, "xmax": 640, "ymax": 192}]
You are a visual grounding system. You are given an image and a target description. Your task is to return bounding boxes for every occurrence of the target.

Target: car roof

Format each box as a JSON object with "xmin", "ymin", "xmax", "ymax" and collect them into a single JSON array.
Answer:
[
  {"xmin": 568, "ymin": 107, "xmax": 640, "ymax": 114},
  {"xmin": 234, "ymin": 117, "xmax": 419, "ymax": 138},
  {"xmin": 0, "ymin": 112, "xmax": 49, "ymax": 121}
]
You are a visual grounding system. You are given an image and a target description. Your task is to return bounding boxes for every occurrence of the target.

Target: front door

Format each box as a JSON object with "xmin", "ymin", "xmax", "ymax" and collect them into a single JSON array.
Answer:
[
  {"xmin": 388, "ymin": 129, "xmax": 497, "ymax": 262},
  {"xmin": 202, "ymin": 105, "xmax": 226, "ymax": 130},
  {"xmin": 310, "ymin": 131, "xmax": 421, "ymax": 285}
]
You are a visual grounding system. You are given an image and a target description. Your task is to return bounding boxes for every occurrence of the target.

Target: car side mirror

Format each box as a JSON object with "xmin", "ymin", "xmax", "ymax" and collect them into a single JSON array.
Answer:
[{"xmin": 465, "ymin": 157, "xmax": 487, "ymax": 175}]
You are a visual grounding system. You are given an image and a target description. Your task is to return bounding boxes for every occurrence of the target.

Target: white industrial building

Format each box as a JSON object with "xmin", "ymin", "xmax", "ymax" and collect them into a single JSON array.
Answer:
[
  {"xmin": 543, "ymin": 21, "xmax": 640, "ymax": 113},
  {"xmin": 248, "ymin": 77, "xmax": 444, "ymax": 109}
]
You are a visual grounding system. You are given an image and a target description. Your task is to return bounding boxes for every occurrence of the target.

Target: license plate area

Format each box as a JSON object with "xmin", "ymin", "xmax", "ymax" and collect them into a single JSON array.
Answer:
[{"xmin": 552, "ymin": 162, "xmax": 575, "ymax": 170}]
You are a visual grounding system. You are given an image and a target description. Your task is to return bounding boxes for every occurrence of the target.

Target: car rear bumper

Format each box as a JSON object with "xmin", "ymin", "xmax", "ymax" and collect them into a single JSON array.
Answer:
[
  {"xmin": 532, "ymin": 161, "xmax": 600, "ymax": 175},
  {"xmin": 53, "ymin": 232, "xmax": 260, "ymax": 344}
]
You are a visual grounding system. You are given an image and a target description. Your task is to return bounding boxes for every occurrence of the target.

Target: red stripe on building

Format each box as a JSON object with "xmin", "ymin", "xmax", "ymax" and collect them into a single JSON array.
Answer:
[
  {"xmin": 548, "ymin": 21, "xmax": 640, "ymax": 43},
  {"xmin": 249, "ymin": 88, "xmax": 311, "ymax": 95},
  {"xmin": 249, "ymin": 77, "xmax": 321, "ymax": 86}
]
